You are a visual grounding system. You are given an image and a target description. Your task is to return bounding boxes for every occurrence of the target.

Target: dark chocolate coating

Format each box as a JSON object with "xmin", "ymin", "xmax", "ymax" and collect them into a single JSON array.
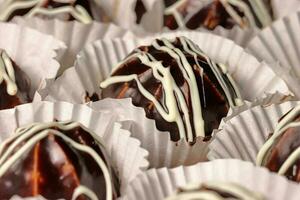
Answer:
[
  {"xmin": 0, "ymin": 59, "xmax": 31, "ymax": 110},
  {"xmin": 101, "ymin": 38, "xmax": 232, "ymax": 142},
  {"xmin": 263, "ymin": 115, "xmax": 300, "ymax": 182},
  {"xmin": 163, "ymin": 0, "xmax": 272, "ymax": 30},
  {"xmin": 0, "ymin": 124, "xmax": 119, "ymax": 199},
  {"xmin": 164, "ymin": 0, "xmax": 236, "ymax": 30},
  {"xmin": 7, "ymin": 0, "xmax": 94, "ymax": 22}
]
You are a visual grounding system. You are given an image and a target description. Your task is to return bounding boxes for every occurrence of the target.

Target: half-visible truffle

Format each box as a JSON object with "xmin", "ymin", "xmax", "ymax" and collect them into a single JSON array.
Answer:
[
  {"xmin": 0, "ymin": 121, "xmax": 119, "ymax": 199},
  {"xmin": 257, "ymin": 105, "xmax": 300, "ymax": 182}
]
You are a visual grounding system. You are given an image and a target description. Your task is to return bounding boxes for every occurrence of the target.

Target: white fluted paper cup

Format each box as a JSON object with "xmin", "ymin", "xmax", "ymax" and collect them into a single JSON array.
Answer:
[
  {"xmin": 196, "ymin": 26, "xmax": 258, "ymax": 47},
  {"xmin": 208, "ymin": 101, "xmax": 300, "ymax": 164},
  {"xmin": 12, "ymin": 17, "xmax": 134, "ymax": 74},
  {"xmin": 246, "ymin": 11, "xmax": 300, "ymax": 97},
  {"xmin": 272, "ymin": 0, "xmax": 300, "ymax": 19},
  {"xmin": 0, "ymin": 101, "xmax": 149, "ymax": 195},
  {"xmin": 0, "ymin": 22, "xmax": 65, "ymax": 98},
  {"xmin": 123, "ymin": 159, "xmax": 300, "ymax": 200}
]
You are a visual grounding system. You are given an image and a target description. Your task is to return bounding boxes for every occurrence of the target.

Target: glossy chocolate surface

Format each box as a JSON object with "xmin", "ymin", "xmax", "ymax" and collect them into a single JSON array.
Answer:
[{"xmin": 0, "ymin": 124, "xmax": 118, "ymax": 199}]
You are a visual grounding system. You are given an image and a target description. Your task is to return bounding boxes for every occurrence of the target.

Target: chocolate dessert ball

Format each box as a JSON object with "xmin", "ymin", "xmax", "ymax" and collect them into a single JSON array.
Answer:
[
  {"xmin": 163, "ymin": 0, "xmax": 273, "ymax": 30},
  {"xmin": 100, "ymin": 36, "xmax": 242, "ymax": 143},
  {"xmin": 0, "ymin": 121, "xmax": 119, "ymax": 199},
  {"xmin": 0, "ymin": 49, "xmax": 31, "ymax": 110},
  {"xmin": 165, "ymin": 181, "xmax": 264, "ymax": 200},
  {"xmin": 257, "ymin": 105, "xmax": 300, "ymax": 182},
  {"xmin": 0, "ymin": 0, "xmax": 95, "ymax": 23}
]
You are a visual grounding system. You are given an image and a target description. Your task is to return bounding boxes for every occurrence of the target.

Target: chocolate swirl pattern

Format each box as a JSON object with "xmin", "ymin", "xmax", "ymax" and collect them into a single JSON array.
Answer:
[
  {"xmin": 100, "ymin": 36, "xmax": 242, "ymax": 142},
  {"xmin": 0, "ymin": 121, "xmax": 117, "ymax": 200},
  {"xmin": 257, "ymin": 105, "xmax": 300, "ymax": 182},
  {"xmin": 0, "ymin": 0, "xmax": 93, "ymax": 23},
  {"xmin": 164, "ymin": 0, "xmax": 272, "ymax": 30},
  {"xmin": 165, "ymin": 181, "xmax": 265, "ymax": 200}
]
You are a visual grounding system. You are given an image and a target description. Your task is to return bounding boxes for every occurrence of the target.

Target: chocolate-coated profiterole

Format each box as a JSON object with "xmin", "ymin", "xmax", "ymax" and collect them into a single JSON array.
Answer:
[
  {"xmin": 257, "ymin": 105, "xmax": 300, "ymax": 182},
  {"xmin": 0, "ymin": 49, "xmax": 31, "ymax": 110},
  {"xmin": 165, "ymin": 181, "xmax": 265, "ymax": 200},
  {"xmin": 0, "ymin": 121, "xmax": 119, "ymax": 199},
  {"xmin": 164, "ymin": 0, "xmax": 273, "ymax": 30},
  {"xmin": 0, "ymin": 0, "xmax": 94, "ymax": 23},
  {"xmin": 100, "ymin": 37, "xmax": 242, "ymax": 143}
]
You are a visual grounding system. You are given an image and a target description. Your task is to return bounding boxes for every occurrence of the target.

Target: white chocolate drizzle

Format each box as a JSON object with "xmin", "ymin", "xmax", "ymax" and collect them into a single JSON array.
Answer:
[
  {"xmin": 165, "ymin": 181, "xmax": 265, "ymax": 200},
  {"xmin": 100, "ymin": 37, "xmax": 242, "ymax": 142},
  {"xmin": 257, "ymin": 105, "xmax": 300, "ymax": 176},
  {"xmin": 164, "ymin": 0, "xmax": 272, "ymax": 29},
  {"xmin": 0, "ymin": 0, "xmax": 92, "ymax": 23},
  {"xmin": 0, "ymin": 121, "xmax": 114, "ymax": 200},
  {"xmin": 0, "ymin": 49, "xmax": 18, "ymax": 96}
]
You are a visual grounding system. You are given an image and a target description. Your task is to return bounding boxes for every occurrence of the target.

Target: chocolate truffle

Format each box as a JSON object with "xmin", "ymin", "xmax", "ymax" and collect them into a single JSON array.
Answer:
[
  {"xmin": 0, "ymin": 0, "xmax": 95, "ymax": 23},
  {"xmin": 0, "ymin": 121, "xmax": 119, "ymax": 199},
  {"xmin": 0, "ymin": 49, "xmax": 31, "ymax": 110},
  {"xmin": 163, "ymin": 0, "xmax": 273, "ymax": 30},
  {"xmin": 165, "ymin": 181, "xmax": 264, "ymax": 200},
  {"xmin": 257, "ymin": 105, "xmax": 300, "ymax": 182},
  {"xmin": 100, "ymin": 36, "xmax": 242, "ymax": 143}
]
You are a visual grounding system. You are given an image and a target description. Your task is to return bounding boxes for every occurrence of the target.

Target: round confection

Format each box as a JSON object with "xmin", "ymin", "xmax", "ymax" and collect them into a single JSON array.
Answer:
[
  {"xmin": 163, "ymin": 0, "xmax": 273, "ymax": 30},
  {"xmin": 165, "ymin": 181, "xmax": 265, "ymax": 200},
  {"xmin": 257, "ymin": 105, "xmax": 300, "ymax": 182},
  {"xmin": 0, "ymin": 49, "xmax": 31, "ymax": 110},
  {"xmin": 100, "ymin": 36, "xmax": 242, "ymax": 143},
  {"xmin": 0, "ymin": 0, "xmax": 97, "ymax": 23},
  {"xmin": 0, "ymin": 121, "xmax": 119, "ymax": 199}
]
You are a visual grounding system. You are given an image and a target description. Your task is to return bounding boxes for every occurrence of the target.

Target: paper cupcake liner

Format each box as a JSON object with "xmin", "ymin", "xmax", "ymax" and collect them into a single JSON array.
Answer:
[
  {"xmin": 94, "ymin": 0, "xmax": 164, "ymax": 34},
  {"xmin": 0, "ymin": 101, "xmax": 149, "ymax": 195},
  {"xmin": 223, "ymin": 91, "xmax": 296, "ymax": 125},
  {"xmin": 123, "ymin": 159, "xmax": 300, "ymax": 200},
  {"xmin": 208, "ymin": 100, "xmax": 300, "ymax": 164},
  {"xmin": 0, "ymin": 22, "xmax": 65, "ymax": 97},
  {"xmin": 246, "ymin": 11, "xmax": 300, "ymax": 97},
  {"xmin": 88, "ymin": 98, "xmax": 210, "ymax": 167},
  {"xmin": 272, "ymin": 0, "xmax": 300, "ymax": 19},
  {"xmin": 196, "ymin": 26, "xmax": 258, "ymax": 48},
  {"xmin": 41, "ymin": 31, "xmax": 291, "ymax": 103},
  {"xmin": 12, "ymin": 17, "xmax": 134, "ymax": 75}
]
